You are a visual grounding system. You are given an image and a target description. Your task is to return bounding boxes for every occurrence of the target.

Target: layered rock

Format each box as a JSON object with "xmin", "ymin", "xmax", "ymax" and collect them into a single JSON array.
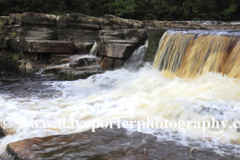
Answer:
[
  {"xmin": 20, "ymin": 40, "xmax": 74, "ymax": 54},
  {"xmin": 21, "ymin": 12, "xmax": 57, "ymax": 26},
  {"xmin": 7, "ymin": 126, "xmax": 234, "ymax": 160},
  {"xmin": 1, "ymin": 12, "xmax": 240, "ymax": 79}
]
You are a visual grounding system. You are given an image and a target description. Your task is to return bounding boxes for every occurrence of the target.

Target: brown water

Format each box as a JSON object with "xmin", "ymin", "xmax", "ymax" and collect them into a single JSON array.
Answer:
[
  {"xmin": 153, "ymin": 30, "xmax": 240, "ymax": 78},
  {"xmin": 1, "ymin": 30, "xmax": 240, "ymax": 159}
]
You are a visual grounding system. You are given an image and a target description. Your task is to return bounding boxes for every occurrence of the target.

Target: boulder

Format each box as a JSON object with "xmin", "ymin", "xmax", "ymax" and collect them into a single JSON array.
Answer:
[
  {"xmin": 21, "ymin": 12, "xmax": 57, "ymax": 26},
  {"xmin": 99, "ymin": 43, "xmax": 136, "ymax": 58},
  {"xmin": 20, "ymin": 40, "xmax": 74, "ymax": 53},
  {"xmin": 6, "ymin": 126, "xmax": 231, "ymax": 160}
]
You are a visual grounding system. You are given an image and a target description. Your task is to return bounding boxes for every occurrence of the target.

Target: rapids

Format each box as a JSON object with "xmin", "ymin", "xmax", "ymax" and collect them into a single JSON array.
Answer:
[{"xmin": 1, "ymin": 30, "xmax": 240, "ymax": 158}]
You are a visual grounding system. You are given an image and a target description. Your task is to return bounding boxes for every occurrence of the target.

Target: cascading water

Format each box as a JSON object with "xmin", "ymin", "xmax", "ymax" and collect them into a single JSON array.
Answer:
[
  {"xmin": 89, "ymin": 40, "xmax": 98, "ymax": 56},
  {"xmin": 153, "ymin": 30, "xmax": 240, "ymax": 78},
  {"xmin": 1, "ymin": 30, "xmax": 240, "ymax": 158},
  {"xmin": 124, "ymin": 40, "xmax": 148, "ymax": 70}
]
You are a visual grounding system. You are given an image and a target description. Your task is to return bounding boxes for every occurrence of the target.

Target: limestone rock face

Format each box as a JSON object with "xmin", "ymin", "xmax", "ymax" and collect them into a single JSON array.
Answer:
[
  {"xmin": 99, "ymin": 14, "xmax": 142, "ymax": 29},
  {"xmin": 144, "ymin": 28, "xmax": 167, "ymax": 62},
  {"xmin": 22, "ymin": 26, "xmax": 58, "ymax": 41},
  {"xmin": 58, "ymin": 28, "xmax": 99, "ymax": 42},
  {"xmin": 21, "ymin": 40, "xmax": 74, "ymax": 53},
  {"xmin": 21, "ymin": 12, "xmax": 57, "ymax": 26},
  {"xmin": 99, "ymin": 43, "xmax": 135, "ymax": 58},
  {"xmin": 74, "ymin": 42, "xmax": 94, "ymax": 54},
  {"xmin": 2, "ymin": 12, "xmax": 238, "ymax": 78},
  {"xmin": 57, "ymin": 13, "xmax": 100, "ymax": 29}
]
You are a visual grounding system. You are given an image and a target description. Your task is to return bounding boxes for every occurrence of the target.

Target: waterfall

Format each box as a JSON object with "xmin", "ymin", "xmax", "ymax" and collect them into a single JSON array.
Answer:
[
  {"xmin": 153, "ymin": 30, "xmax": 240, "ymax": 78},
  {"xmin": 37, "ymin": 68, "xmax": 46, "ymax": 74},
  {"xmin": 124, "ymin": 40, "xmax": 148, "ymax": 70},
  {"xmin": 69, "ymin": 55, "xmax": 99, "ymax": 68},
  {"xmin": 89, "ymin": 40, "xmax": 98, "ymax": 56}
]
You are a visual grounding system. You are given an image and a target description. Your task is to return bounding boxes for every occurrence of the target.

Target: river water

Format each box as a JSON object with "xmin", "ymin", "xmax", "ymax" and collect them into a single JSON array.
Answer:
[{"xmin": 1, "ymin": 30, "xmax": 240, "ymax": 159}]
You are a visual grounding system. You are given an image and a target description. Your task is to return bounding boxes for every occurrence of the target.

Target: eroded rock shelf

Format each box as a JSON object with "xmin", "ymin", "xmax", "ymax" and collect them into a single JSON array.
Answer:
[{"xmin": 1, "ymin": 12, "xmax": 239, "ymax": 80}]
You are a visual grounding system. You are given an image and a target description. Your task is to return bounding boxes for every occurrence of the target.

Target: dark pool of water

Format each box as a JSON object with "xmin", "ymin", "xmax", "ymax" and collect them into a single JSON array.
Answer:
[{"xmin": 0, "ymin": 60, "xmax": 59, "ymax": 98}]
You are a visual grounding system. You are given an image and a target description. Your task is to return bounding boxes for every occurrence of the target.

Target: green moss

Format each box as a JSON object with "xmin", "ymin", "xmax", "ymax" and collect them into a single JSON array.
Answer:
[
  {"xmin": 11, "ymin": 32, "xmax": 17, "ymax": 39},
  {"xmin": 0, "ymin": 21, "xmax": 5, "ymax": 27},
  {"xmin": 9, "ymin": 19, "xmax": 13, "ymax": 25},
  {"xmin": 13, "ymin": 53, "xmax": 19, "ymax": 60},
  {"xmin": 26, "ymin": 57, "xmax": 32, "ymax": 62}
]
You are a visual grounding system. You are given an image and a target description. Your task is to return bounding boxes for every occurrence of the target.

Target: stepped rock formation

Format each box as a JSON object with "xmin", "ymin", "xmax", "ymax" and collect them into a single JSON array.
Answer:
[{"xmin": 1, "ymin": 12, "xmax": 239, "ymax": 80}]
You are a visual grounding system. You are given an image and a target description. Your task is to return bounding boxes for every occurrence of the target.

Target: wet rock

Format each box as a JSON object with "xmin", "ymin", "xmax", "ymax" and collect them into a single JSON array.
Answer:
[
  {"xmin": 100, "ymin": 57, "xmax": 114, "ymax": 69},
  {"xmin": 0, "ymin": 126, "xmax": 6, "ymax": 138},
  {"xmin": 69, "ymin": 56, "xmax": 98, "ymax": 68},
  {"xmin": 113, "ymin": 59, "xmax": 127, "ymax": 69},
  {"xmin": 21, "ymin": 12, "xmax": 57, "ymax": 26},
  {"xmin": 144, "ymin": 28, "xmax": 167, "ymax": 62},
  {"xmin": 0, "ymin": 36, "xmax": 10, "ymax": 49},
  {"xmin": 58, "ymin": 68, "xmax": 101, "ymax": 80},
  {"xmin": 74, "ymin": 42, "xmax": 94, "ymax": 54},
  {"xmin": 25, "ymin": 62, "xmax": 34, "ymax": 72},
  {"xmin": 43, "ymin": 64, "xmax": 69, "ymax": 74},
  {"xmin": 7, "ymin": 126, "xmax": 234, "ymax": 160},
  {"xmin": 48, "ymin": 54, "xmax": 71, "ymax": 65},
  {"xmin": 99, "ymin": 43, "xmax": 136, "ymax": 59},
  {"xmin": 21, "ymin": 40, "xmax": 74, "ymax": 54}
]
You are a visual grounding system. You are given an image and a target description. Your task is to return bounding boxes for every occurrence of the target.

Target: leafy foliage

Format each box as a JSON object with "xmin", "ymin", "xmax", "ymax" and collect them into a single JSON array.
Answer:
[{"xmin": 0, "ymin": 0, "xmax": 239, "ymax": 21}]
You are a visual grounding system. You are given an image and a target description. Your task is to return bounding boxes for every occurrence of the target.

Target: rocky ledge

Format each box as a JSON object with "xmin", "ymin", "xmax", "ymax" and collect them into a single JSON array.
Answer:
[
  {"xmin": 7, "ymin": 126, "xmax": 235, "ymax": 160},
  {"xmin": 1, "ymin": 12, "xmax": 238, "ymax": 80}
]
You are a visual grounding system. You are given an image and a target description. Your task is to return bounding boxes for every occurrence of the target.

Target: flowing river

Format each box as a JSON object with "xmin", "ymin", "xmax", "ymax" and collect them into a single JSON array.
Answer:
[{"xmin": 1, "ymin": 30, "xmax": 240, "ymax": 159}]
